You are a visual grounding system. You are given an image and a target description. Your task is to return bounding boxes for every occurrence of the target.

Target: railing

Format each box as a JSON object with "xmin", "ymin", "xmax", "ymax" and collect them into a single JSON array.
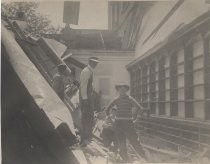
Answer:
[{"xmin": 136, "ymin": 116, "xmax": 210, "ymax": 154}]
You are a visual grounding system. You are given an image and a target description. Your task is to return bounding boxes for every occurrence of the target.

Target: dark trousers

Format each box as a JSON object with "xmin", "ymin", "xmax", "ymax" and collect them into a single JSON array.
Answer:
[
  {"xmin": 101, "ymin": 127, "xmax": 116, "ymax": 150},
  {"xmin": 80, "ymin": 99, "xmax": 94, "ymax": 141},
  {"xmin": 114, "ymin": 120, "xmax": 145, "ymax": 161}
]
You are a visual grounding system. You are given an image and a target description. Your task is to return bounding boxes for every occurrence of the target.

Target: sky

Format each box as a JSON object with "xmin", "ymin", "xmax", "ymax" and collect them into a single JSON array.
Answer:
[{"xmin": 36, "ymin": 0, "xmax": 108, "ymax": 29}]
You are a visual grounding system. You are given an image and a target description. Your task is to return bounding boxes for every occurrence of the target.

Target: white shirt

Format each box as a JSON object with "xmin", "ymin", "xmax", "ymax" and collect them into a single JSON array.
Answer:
[{"xmin": 79, "ymin": 65, "xmax": 93, "ymax": 99}]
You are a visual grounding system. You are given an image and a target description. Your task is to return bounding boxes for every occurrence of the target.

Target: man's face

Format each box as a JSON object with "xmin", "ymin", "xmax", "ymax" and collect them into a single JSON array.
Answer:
[
  {"xmin": 118, "ymin": 87, "xmax": 128, "ymax": 95},
  {"xmin": 89, "ymin": 61, "xmax": 98, "ymax": 69}
]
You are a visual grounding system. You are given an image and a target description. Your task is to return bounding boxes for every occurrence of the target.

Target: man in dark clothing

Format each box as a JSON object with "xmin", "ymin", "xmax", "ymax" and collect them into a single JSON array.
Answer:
[
  {"xmin": 79, "ymin": 57, "xmax": 99, "ymax": 146},
  {"xmin": 53, "ymin": 64, "xmax": 68, "ymax": 100},
  {"xmin": 106, "ymin": 82, "xmax": 147, "ymax": 162},
  {"xmin": 101, "ymin": 108, "xmax": 117, "ymax": 151}
]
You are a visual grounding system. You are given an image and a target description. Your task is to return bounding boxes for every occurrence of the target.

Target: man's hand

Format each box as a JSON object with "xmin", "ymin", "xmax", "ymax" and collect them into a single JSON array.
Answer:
[{"xmin": 133, "ymin": 119, "xmax": 138, "ymax": 124}]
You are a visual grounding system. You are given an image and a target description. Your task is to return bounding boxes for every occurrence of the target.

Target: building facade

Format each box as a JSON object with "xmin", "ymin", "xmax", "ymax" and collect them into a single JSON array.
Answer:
[
  {"xmin": 110, "ymin": 0, "xmax": 210, "ymax": 152},
  {"xmin": 127, "ymin": 0, "xmax": 210, "ymax": 121},
  {"xmin": 128, "ymin": 20, "xmax": 210, "ymax": 120}
]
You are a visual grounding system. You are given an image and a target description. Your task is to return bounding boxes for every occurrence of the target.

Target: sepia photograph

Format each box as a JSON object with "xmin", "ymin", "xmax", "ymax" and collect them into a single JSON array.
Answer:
[{"xmin": 1, "ymin": 0, "xmax": 210, "ymax": 163}]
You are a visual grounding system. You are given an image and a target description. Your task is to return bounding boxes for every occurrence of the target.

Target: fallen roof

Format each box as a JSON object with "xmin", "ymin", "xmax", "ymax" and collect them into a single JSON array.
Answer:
[{"xmin": 43, "ymin": 29, "xmax": 123, "ymax": 50}]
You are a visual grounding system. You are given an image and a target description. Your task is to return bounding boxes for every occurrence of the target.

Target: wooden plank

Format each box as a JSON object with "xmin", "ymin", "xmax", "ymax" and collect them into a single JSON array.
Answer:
[
  {"xmin": 72, "ymin": 149, "xmax": 88, "ymax": 164},
  {"xmin": 90, "ymin": 141, "xmax": 108, "ymax": 157},
  {"xmin": 88, "ymin": 156, "xmax": 108, "ymax": 164}
]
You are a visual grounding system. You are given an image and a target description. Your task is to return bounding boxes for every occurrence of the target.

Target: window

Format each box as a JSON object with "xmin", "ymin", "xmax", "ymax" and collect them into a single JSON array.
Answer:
[
  {"xmin": 149, "ymin": 61, "xmax": 156, "ymax": 114},
  {"xmin": 194, "ymin": 86, "xmax": 204, "ymax": 99},
  {"xmin": 177, "ymin": 65, "xmax": 184, "ymax": 74},
  {"xmin": 158, "ymin": 57, "xmax": 166, "ymax": 115},
  {"xmin": 165, "ymin": 64, "xmax": 170, "ymax": 115},
  {"xmin": 193, "ymin": 39, "xmax": 203, "ymax": 57},
  {"xmin": 192, "ymin": 38, "xmax": 205, "ymax": 119},
  {"xmin": 180, "ymin": 37, "xmax": 205, "ymax": 119},
  {"xmin": 178, "ymin": 102, "xmax": 185, "ymax": 118},
  {"xmin": 136, "ymin": 67, "xmax": 142, "ymax": 102},
  {"xmin": 128, "ymin": 34, "xmax": 209, "ymax": 120},
  {"xmin": 130, "ymin": 69, "xmax": 135, "ymax": 97},
  {"xmin": 165, "ymin": 90, "xmax": 170, "ymax": 100},
  {"xmin": 193, "ymin": 57, "xmax": 204, "ymax": 70},
  {"xmin": 194, "ymin": 101, "xmax": 205, "ymax": 119},
  {"xmin": 133, "ymin": 69, "xmax": 137, "ymax": 98},
  {"xmin": 174, "ymin": 49, "xmax": 185, "ymax": 117},
  {"xmin": 178, "ymin": 75, "xmax": 185, "ymax": 87},
  {"xmin": 170, "ymin": 53, "xmax": 178, "ymax": 116},
  {"xmin": 178, "ymin": 88, "xmax": 185, "ymax": 100},
  {"xmin": 166, "ymin": 102, "xmax": 170, "ymax": 116},
  {"xmin": 204, "ymin": 37, "xmax": 210, "ymax": 120},
  {"xmin": 177, "ymin": 49, "xmax": 184, "ymax": 63},
  {"xmin": 141, "ymin": 65, "xmax": 149, "ymax": 108},
  {"xmin": 184, "ymin": 44, "xmax": 194, "ymax": 118},
  {"xmin": 165, "ymin": 79, "xmax": 170, "ymax": 90},
  {"xmin": 194, "ymin": 70, "xmax": 204, "ymax": 84}
]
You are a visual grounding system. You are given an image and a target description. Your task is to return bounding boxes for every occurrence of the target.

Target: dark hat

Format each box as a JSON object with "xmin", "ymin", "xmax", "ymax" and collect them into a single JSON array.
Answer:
[
  {"xmin": 57, "ymin": 63, "xmax": 67, "ymax": 71},
  {"xmin": 89, "ymin": 57, "xmax": 99, "ymax": 63},
  {"xmin": 115, "ymin": 82, "xmax": 129, "ymax": 91}
]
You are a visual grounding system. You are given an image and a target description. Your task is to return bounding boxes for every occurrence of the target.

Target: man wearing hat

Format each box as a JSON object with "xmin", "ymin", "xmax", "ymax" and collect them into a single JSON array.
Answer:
[
  {"xmin": 79, "ymin": 57, "xmax": 99, "ymax": 146},
  {"xmin": 106, "ymin": 82, "xmax": 147, "ymax": 162},
  {"xmin": 53, "ymin": 63, "xmax": 68, "ymax": 100}
]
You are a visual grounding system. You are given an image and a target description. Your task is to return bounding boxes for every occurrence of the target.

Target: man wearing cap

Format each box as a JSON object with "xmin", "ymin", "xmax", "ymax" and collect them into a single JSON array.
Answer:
[
  {"xmin": 106, "ymin": 82, "xmax": 147, "ymax": 162},
  {"xmin": 79, "ymin": 57, "xmax": 99, "ymax": 146},
  {"xmin": 53, "ymin": 63, "xmax": 68, "ymax": 100}
]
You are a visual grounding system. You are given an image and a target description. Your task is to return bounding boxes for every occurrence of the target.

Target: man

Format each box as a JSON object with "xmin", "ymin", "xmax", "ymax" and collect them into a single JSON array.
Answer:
[
  {"xmin": 100, "ymin": 107, "xmax": 116, "ymax": 151},
  {"xmin": 53, "ymin": 63, "xmax": 68, "ymax": 101},
  {"xmin": 106, "ymin": 82, "xmax": 147, "ymax": 162},
  {"xmin": 79, "ymin": 57, "xmax": 99, "ymax": 146}
]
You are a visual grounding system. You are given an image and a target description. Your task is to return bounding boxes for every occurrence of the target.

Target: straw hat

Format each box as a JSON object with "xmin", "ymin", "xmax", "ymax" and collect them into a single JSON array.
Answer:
[{"xmin": 115, "ymin": 82, "xmax": 130, "ymax": 91}]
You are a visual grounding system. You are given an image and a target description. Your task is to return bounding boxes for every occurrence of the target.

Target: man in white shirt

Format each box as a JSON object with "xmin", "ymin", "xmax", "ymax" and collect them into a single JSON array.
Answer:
[{"xmin": 79, "ymin": 57, "xmax": 99, "ymax": 146}]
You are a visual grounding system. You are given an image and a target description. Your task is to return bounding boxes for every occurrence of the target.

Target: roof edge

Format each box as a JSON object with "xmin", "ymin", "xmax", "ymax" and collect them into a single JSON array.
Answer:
[{"xmin": 126, "ymin": 10, "xmax": 210, "ymax": 70}]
